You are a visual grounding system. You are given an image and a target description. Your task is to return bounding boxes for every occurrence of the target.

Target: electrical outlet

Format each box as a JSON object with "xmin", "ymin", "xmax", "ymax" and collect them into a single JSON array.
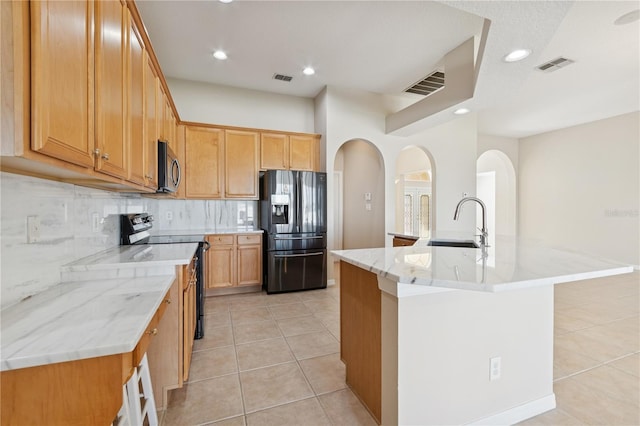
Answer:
[
  {"xmin": 91, "ymin": 213, "xmax": 100, "ymax": 232},
  {"xmin": 490, "ymin": 356, "xmax": 501, "ymax": 381},
  {"xmin": 166, "ymin": 211, "xmax": 173, "ymax": 220},
  {"xmin": 27, "ymin": 215, "xmax": 41, "ymax": 243},
  {"xmin": 365, "ymin": 203, "xmax": 372, "ymax": 211}
]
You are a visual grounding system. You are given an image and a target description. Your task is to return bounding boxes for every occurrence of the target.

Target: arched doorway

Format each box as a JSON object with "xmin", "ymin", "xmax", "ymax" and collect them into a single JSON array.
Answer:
[
  {"xmin": 476, "ymin": 150, "xmax": 516, "ymax": 245},
  {"xmin": 395, "ymin": 146, "xmax": 435, "ymax": 238},
  {"xmin": 333, "ymin": 139, "xmax": 385, "ymax": 250}
]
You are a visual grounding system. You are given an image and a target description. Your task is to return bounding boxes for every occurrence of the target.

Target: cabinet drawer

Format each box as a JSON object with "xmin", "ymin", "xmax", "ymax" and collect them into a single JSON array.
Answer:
[
  {"xmin": 208, "ymin": 235, "xmax": 234, "ymax": 246},
  {"xmin": 133, "ymin": 288, "xmax": 170, "ymax": 365},
  {"xmin": 237, "ymin": 234, "xmax": 261, "ymax": 245}
]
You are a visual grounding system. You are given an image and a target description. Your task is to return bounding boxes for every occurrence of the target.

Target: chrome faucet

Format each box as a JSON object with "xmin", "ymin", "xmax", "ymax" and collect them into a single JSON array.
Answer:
[{"xmin": 453, "ymin": 197, "xmax": 489, "ymax": 247}]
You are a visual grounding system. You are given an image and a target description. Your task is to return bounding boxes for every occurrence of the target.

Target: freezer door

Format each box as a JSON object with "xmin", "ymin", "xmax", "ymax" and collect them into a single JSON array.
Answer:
[{"xmin": 266, "ymin": 249, "xmax": 327, "ymax": 294}]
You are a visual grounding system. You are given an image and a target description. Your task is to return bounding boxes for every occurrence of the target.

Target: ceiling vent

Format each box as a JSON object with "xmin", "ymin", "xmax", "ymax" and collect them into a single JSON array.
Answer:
[
  {"xmin": 536, "ymin": 57, "xmax": 574, "ymax": 73},
  {"xmin": 404, "ymin": 71, "xmax": 445, "ymax": 96},
  {"xmin": 273, "ymin": 73, "xmax": 293, "ymax": 82}
]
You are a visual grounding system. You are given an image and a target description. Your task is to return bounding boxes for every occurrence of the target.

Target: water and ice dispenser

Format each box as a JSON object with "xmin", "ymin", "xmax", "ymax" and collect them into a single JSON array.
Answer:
[{"xmin": 271, "ymin": 194, "xmax": 290, "ymax": 224}]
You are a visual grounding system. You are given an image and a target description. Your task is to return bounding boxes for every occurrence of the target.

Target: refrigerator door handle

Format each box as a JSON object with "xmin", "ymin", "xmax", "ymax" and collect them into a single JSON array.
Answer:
[
  {"xmin": 274, "ymin": 236, "xmax": 324, "ymax": 240},
  {"xmin": 274, "ymin": 252, "xmax": 324, "ymax": 258}
]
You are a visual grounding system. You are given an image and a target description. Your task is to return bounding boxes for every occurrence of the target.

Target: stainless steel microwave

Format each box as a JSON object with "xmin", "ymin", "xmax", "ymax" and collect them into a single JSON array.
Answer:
[{"xmin": 157, "ymin": 140, "xmax": 181, "ymax": 193}]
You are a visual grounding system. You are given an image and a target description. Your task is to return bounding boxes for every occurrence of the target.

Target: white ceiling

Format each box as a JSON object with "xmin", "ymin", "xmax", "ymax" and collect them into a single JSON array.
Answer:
[{"xmin": 137, "ymin": 0, "xmax": 640, "ymax": 139}]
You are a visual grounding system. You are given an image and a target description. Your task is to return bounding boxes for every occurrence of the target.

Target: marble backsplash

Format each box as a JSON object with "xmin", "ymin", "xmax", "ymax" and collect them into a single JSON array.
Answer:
[
  {"xmin": 0, "ymin": 172, "xmax": 153, "ymax": 309},
  {"xmin": 0, "ymin": 172, "xmax": 258, "ymax": 309},
  {"xmin": 150, "ymin": 199, "xmax": 257, "ymax": 232}
]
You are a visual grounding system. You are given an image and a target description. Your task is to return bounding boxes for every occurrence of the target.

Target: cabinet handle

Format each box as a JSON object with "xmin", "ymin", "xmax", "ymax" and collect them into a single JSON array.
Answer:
[
  {"xmin": 164, "ymin": 299, "xmax": 171, "ymax": 304},
  {"xmin": 101, "ymin": 153, "xmax": 110, "ymax": 161},
  {"xmin": 147, "ymin": 328, "xmax": 158, "ymax": 336}
]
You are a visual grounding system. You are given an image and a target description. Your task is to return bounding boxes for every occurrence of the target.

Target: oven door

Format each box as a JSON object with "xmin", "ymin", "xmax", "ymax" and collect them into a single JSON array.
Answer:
[{"xmin": 266, "ymin": 249, "xmax": 327, "ymax": 294}]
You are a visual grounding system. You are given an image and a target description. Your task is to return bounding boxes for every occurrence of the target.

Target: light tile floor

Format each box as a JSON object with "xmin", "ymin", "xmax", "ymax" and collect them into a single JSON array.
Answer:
[{"xmin": 160, "ymin": 270, "xmax": 639, "ymax": 426}]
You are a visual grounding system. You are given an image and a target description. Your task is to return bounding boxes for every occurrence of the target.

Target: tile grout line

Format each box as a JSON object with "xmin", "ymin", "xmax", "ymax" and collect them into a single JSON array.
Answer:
[{"xmin": 228, "ymin": 297, "xmax": 249, "ymax": 421}]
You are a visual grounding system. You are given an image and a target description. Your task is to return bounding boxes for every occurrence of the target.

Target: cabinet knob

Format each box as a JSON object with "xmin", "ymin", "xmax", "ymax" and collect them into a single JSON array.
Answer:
[
  {"xmin": 164, "ymin": 299, "xmax": 171, "ymax": 304},
  {"xmin": 147, "ymin": 328, "xmax": 158, "ymax": 336},
  {"xmin": 101, "ymin": 153, "xmax": 110, "ymax": 161},
  {"xmin": 93, "ymin": 149, "xmax": 100, "ymax": 156}
]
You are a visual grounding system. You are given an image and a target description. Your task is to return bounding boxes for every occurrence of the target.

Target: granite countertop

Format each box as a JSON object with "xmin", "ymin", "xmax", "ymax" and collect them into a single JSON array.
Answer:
[
  {"xmin": 2, "ymin": 243, "xmax": 200, "ymax": 371},
  {"xmin": 332, "ymin": 236, "xmax": 633, "ymax": 295},
  {"xmin": 1, "ymin": 274, "xmax": 174, "ymax": 371},
  {"xmin": 151, "ymin": 227, "xmax": 264, "ymax": 236}
]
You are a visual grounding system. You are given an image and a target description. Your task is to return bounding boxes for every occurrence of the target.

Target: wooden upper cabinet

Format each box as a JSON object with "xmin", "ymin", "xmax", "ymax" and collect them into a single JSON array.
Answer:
[
  {"xmin": 225, "ymin": 130, "xmax": 259, "ymax": 199},
  {"xmin": 94, "ymin": 0, "xmax": 128, "ymax": 179},
  {"xmin": 128, "ymin": 11, "xmax": 145, "ymax": 186},
  {"xmin": 174, "ymin": 124, "xmax": 186, "ymax": 199},
  {"xmin": 185, "ymin": 126, "xmax": 224, "ymax": 199},
  {"xmin": 260, "ymin": 133, "xmax": 288, "ymax": 170},
  {"xmin": 289, "ymin": 134, "xmax": 317, "ymax": 171},
  {"xmin": 144, "ymin": 52, "xmax": 159, "ymax": 190},
  {"xmin": 260, "ymin": 132, "xmax": 320, "ymax": 172},
  {"xmin": 30, "ymin": 0, "xmax": 95, "ymax": 168}
]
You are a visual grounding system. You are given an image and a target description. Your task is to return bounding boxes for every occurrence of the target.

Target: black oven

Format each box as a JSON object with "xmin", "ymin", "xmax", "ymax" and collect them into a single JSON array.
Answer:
[{"xmin": 120, "ymin": 213, "xmax": 208, "ymax": 339}]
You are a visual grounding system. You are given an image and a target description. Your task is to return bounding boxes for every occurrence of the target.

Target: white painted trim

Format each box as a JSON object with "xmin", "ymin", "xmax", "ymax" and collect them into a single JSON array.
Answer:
[{"xmin": 467, "ymin": 393, "xmax": 556, "ymax": 425}]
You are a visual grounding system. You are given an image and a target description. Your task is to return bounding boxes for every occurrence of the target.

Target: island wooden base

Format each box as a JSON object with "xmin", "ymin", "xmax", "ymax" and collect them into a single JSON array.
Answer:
[{"xmin": 340, "ymin": 261, "xmax": 381, "ymax": 424}]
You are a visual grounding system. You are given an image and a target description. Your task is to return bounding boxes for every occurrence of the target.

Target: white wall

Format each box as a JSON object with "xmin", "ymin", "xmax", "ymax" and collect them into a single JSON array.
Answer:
[
  {"xmin": 318, "ymin": 86, "xmax": 478, "ymax": 278},
  {"xmin": 166, "ymin": 78, "xmax": 315, "ymax": 133},
  {"xmin": 519, "ymin": 112, "xmax": 640, "ymax": 267}
]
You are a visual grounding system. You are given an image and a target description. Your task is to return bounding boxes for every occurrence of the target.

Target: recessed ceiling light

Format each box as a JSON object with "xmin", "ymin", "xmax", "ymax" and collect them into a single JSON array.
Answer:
[
  {"xmin": 503, "ymin": 49, "xmax": 531, "ymax": 63},
  {"xmin": 453, "ymin": 108, "xmax": 470, "ymax": 115},
  {"xmin": 303, "ymin": 67, "xmax": 315, "ymax": 76},
  {"xmin": 219, "ymin": 0, "xmax": 233, "ymax": 3},
  {"xmin": 614, "ymin": 9, "xmax": 640, "ymax": 25},
  {"xmin": 213, "ymin": 50, "xmax": 227, "ymax": 60}
]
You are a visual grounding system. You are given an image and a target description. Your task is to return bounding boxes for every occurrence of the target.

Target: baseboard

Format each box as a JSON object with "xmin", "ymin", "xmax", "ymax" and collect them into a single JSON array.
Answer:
[
  {"xmin": 468, "ymin": 393, "xmax": 556, "ymax": 425},
  {"xmin": 327, "ymin": 279, "xmax": 336, "ymax": 287}
]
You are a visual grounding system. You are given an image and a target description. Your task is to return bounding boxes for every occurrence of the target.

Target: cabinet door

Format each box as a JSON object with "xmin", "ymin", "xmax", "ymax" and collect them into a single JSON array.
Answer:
[
  {"xmin": 289, "ymin": 135, "xmax": 317, "ymax": 171},
  {"xmin": 30, "ymin": 0, "xmax": 95, "ymax": 168},
  {"xmin": 143, "ymin": 52, "xmax": 158, "ymax": 189},
  {"xmin": 260, "ymin": 133, "xmax": 288, "ymax": 170},
  {"xmin": 237, "ymin": 244, "xmax": 262, "ymax": 286},
  {"xmin": 183, "ymin": 273, "xmax": 196, "ymax": 381},
  {"xmin": 174, "ymin": 125, "xmax": 186, "ymax": 199},
  {"xmin": 127, "ymin": 12, "xmax": 145, "ymax": 186},
  {"xmin": 225, "ymin": 130, "xmax": 259, "ymax": 199},
  {"xmin": 94, "ymin": 0, "xmax": 128, "ymax": 179},
  {"xmin": 185, "ymin": 127, "xmax": 224, "ymax": 198},
  {"xmin": 207, "ymin": 246, "xmax": 234, "ymax": 288}
]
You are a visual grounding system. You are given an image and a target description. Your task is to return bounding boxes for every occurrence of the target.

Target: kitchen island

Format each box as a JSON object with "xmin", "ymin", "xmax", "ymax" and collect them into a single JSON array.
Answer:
[{"xmin": 332, "ymin": 237, "xmax": 633, "ymax": 425}]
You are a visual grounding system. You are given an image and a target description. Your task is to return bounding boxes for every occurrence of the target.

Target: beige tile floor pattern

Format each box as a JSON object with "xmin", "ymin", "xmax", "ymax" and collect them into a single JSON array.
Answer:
[{"xmin": 159, "ymin": 270, "xmax": 640, "ymax": 426}]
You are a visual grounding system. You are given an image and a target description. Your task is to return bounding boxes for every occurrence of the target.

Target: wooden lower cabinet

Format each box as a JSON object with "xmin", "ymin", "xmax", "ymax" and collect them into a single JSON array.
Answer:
[
  {"xmin": 206, "ymin": 233, "xmax": 262, "ymax": 289},
  {"xmin": 392, "ymin": 236, "xmax": 417, "ymax": 247},
  {"xmin": 147, "ymin": 260, "xmax": 197, "ymax": 410}
]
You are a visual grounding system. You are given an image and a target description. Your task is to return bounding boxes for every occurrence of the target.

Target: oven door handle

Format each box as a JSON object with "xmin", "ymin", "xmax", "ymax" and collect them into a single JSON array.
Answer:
[{"xmin": 274, "ymin": 252, "xmax": 324, "ymax": 258}]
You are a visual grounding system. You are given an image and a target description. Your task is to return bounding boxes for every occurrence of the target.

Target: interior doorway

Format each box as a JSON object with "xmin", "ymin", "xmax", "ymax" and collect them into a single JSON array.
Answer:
[
  {"xmin": 395, "ymin": 146, "xmax": 434, "ymax": 238},
  {"xmin": 333, "ymin": 139, "xmax": 385, "ymax": 249},
  {"xmin": 476, "ymin": 150, "xmax": 517, "ymax": 244}
]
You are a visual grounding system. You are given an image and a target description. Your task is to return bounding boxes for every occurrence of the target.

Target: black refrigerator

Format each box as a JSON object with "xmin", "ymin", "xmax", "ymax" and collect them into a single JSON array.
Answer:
[{"xmin": 259, "ymin": 170, "xmax": 327, "ymax": 294}]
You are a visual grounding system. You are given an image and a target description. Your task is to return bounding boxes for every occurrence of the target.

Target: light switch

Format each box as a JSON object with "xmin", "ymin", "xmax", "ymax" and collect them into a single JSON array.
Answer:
[
  {"xmin": 364, "ymin": 192, "xmax": 372, "ymax": 201},
  {"xmin": 365, "ymin": 203, "xmax": 372, "ymax": 211}
]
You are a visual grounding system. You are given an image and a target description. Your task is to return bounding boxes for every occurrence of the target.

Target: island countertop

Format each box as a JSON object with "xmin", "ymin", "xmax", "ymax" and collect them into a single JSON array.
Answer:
[{"xmin": 332, "ymin": 236, "xmax": 633, "ymax": 294}]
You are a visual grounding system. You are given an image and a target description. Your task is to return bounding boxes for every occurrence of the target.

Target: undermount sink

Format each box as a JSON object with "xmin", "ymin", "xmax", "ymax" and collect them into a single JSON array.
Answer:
[{"xmin": 427, "ymin": 239, "xmax": 480, "ymax": 248}]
